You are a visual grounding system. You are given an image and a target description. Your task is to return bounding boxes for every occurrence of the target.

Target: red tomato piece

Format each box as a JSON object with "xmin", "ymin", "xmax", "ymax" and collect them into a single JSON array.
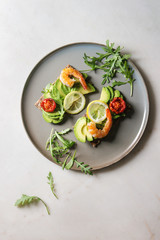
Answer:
[
  {"xmin": 40, "ymin": 98, "xmax": 56, "ymax": 112},
  {"xmin": 109, "ymin": 97, "xmax": 126, "ymax": 114}
]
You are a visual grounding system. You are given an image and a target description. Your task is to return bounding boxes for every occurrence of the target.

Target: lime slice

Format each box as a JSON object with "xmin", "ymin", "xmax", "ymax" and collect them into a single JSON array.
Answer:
[
  {"xmin": 64, "ymin": 91, "xmax": 86, "ymax": 114},
  {"xmin": 87, "ymin": 100, "xmax": 108, "ymax": 123}
]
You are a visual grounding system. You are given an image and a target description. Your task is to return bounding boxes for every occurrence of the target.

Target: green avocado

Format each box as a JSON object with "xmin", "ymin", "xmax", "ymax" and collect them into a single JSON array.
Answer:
[
  {"xmin": 74, "ymin": 117, "xmax": 87, "ymax": 142},
  {"xmin": 107, "ymin": 86, "xmax": 114, "ymax": 100},
  {"xmin": 100, "ymin": 87, "xmax": 110, "ymax": 103},
  {"xmin": 74, "ymin": 117, "xmax": 93, "ymax": 142},
  {"xmin": 114, "ymin": 89, "xmax": 121, "ymax": 98},
  {"xmin": 75, "ymin": 83, "xmax": 95, "ymax": 95},
  {"xmin": 82, "ymin": 125, "xmax": 93, "ymax": 141},
  {"xmin": 42, "ymin": 112, "xmax": 53, "ymax": 123},
  {"xmin": 56, "ymin": 79, "xmax": 66, "ymax": 98},
  {"xmin": 42, "ymin": 108, "xmax": 63, "ymax": 124}
]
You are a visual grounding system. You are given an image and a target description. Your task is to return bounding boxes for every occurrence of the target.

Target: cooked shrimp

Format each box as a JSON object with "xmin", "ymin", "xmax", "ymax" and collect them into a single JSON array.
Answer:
[
  {"xmin": 60, "ymin": 65, "xmax": 87, "ymax": 90},
  {"xmin": 87, "ymin": 108, "xmax": 112, "ymax": 139}
]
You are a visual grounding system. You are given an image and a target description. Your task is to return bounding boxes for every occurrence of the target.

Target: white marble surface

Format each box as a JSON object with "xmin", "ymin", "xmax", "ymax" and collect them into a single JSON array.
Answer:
[{"xmin": 0, "ymin": 0, "xmax": 160, "ymax": 239}]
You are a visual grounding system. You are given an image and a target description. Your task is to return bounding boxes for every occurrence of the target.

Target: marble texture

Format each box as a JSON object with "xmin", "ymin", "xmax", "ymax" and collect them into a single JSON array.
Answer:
[{"xmin": 0, "ymin": 0, "xmax": 160, "ymax": 239}]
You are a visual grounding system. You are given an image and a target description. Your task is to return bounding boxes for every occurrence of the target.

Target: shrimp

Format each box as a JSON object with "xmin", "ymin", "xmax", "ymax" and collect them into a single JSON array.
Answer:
[
  {"xmin": 60, "ymin": 65, "xmax": 88, "ymax": 90},
  {"xmin": 87, "ymin": 108, "xmax": 112, "ymax": 139}
]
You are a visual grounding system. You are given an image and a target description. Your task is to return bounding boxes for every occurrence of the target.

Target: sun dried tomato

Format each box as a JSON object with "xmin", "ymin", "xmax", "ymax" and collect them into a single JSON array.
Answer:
[
  {"xmin": 40, "ymin": 98, "xmax": 56, "ymax": 112},
  {"xmin": 109, "ymin": 97, "xmax": 126, "ymax": 114}
]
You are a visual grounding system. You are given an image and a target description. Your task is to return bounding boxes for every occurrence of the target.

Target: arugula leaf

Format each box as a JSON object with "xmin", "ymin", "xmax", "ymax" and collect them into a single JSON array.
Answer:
[
  {"xmin": 75, "ymin": 160, "xmax": 93, "ymax": 175},
  {"xmin": 62, "ymin": 153, "xmax": 71, "ymax": 170},
  {"xmin": 15, "ymin": 194, "xmax": 50, "ymax": 215},
  {"xmin": 58, "ymin": 128, "xmax": 71, "ymax": 135},
  {"xmin": 83, "ymin": 40, "xmax": 135, "ymax": 96},
  {"xmin": 112, "ymin": 113, "xmax": 126, "ymax": 119},
  {"xmin": 65, "ymin": 151, "xmax": 76, "ymax": 170},
  {"xmin": 47, "ymin": 172, "xmax": 58, "ymax": 199},
  {"xmin": 49, "ymin": 129, "xmax": 62, "ymax": 164},
  {"xmin": 55, "ymin": 131, "xmax": 75, "ymax": 149},
  {"xmin": 46, "ymin": 128, "xmax": 93, "ymax": 175},
  {"xmin": 112, "ymin": 80, "xmax": 128, "ymax": 87},
  {"xmin": 45, "ymin": 128, "xmax": 72, "ymax": 149}
]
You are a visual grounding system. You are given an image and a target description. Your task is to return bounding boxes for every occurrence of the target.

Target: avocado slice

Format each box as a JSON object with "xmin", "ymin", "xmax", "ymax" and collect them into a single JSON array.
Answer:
[
  {"xmin": 74, "ymin": 117, "xmax": 93, "ymax": 142},
  {"xmin": 74, "ymin": 117, "xmax": 87, "ymax": 143},
  {"xmin": 75, "ymin": 83, "xmax": 95, "ymax": 95},
  {"xmin": 114, "ymin": 89, "xmax": 121, "ymax": 98},
  {"xmin": 42, "ymin": 111, "xmax": 62, "ymax": 124},
  {"xmin": 56, "ymin": 79, "xmax": 66, "ymax": 98},
  {"xmin": 100, "ymin": 87, "xmax": 110, "ymax": 103},
  {"xmin": 82, "ymin": 125, "xmax": 93, "ymax": 142},
  {"xmin": 107, "ymin": 86, "xmax": 114, "ymax": 100},
  {"xmin": 42, "ymin": 112, "xmax": 53, "ymax": 123}
]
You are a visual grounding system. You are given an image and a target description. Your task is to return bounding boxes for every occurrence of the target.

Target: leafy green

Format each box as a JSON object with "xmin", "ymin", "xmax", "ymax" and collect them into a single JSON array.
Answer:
[
  {"xmin": 75, "ymin": 160, "xmax": 93, "ymax": 175},
  {"xmin": 55, "ymin": 131, "xmax": 75, "ymax": 148},
  {"xmin": 112, "ymin": 80, "xmax": 128, "ymax": 87},
  {"xmin": 46, "ymin": 128, "xmax": 75, "ymax": 165},
  {"xmin": 47, "ymin": 172, "xmax": 58, "ymax": 199},
  {"xmin": 15, "ymin": 194, "xmax": 50, "ymax": 215},
  {"xmin": 112, "ymin": 113, "xmax": 126, "ymax": 119},
  {"xmin": 62, "ymin": 153, "xmax": 71, "ymax": 169},
  {"xmin": 46, "ymin": 128, "xmax": 93, "ymax": 175},
  {"xmin": 83, "ymin": 40, "xmax": 135, "ymax": 96},
  {"xmin": 65, "ymin": 151, "xmax": 76, "ymax": 170}
]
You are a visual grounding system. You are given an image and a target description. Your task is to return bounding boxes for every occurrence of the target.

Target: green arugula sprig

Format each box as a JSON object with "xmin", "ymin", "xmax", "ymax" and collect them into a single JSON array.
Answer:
[
  {"xmin": 47, "ymin": 172, "xmax": 58, "ymax": 199},
  {"xmin": 75, "ymin": 160, "xmax": 93, "ymax": 175},
  {"xmin": 15, "ymin": 194, "xmax": 50, "ymax": 215},
  {"xmin": 83, "ymin": 40, "xmax": 135, "ymax": 96},
  {"xmin": 46, "ymin": 128, "xmax": 93, "ymax": 175}
]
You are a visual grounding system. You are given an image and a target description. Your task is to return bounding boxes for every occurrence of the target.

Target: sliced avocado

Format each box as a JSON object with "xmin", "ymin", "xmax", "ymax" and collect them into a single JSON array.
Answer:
[
  {"xmin": 77, "ymin": 83, "xmax": 95, "ymax": 95},
  {"xmin": 42, "ymin": 108, "xmax": 63, "ymax": 124},
  {"xmin": 114, "ymin": 89, "xmax": 121, "ymax": 98},
  {"xmin": 74, "ymin": 117, "xmax": 87, "ymax": 143},
  {"xmin": 107, "ymin": 86, "xmax": 114, "ymax": 100},
  {"xmin": 56, "ymin": 79, "xmax": 66, "ymax": 98},
  {"xmin": 100, "ymin": 87, "xmax": 110, "ymax": 103},
  {"xmin": 82, "ymin": 125, "xmax": 93, "ymax": 141},
  {"xmin": 42, "ymin": 112, "xmax": 53, "ymax": 123}
]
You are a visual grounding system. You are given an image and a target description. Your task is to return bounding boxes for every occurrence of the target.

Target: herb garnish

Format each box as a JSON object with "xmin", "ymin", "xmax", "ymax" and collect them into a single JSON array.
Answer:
[
  {"xmin": 83, "ymin": 40, "xmax": 135, "ymax": 96},
  {"xmin": 46, "ymin": 128, "xmax": 93, "ymax": 175},
  {"xmin": 47, "ymin": 172, "xmax": 58, "ymax": 199},
  {"xmin": 15, "ymin": 194, "xmax": 50, "ymax": 215}
]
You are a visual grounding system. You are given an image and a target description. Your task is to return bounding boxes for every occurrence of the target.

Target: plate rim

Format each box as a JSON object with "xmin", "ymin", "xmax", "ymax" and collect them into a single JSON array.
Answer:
[{"xmin": 21, "ymin": 42, "xmax": 149, "ymax": 171}]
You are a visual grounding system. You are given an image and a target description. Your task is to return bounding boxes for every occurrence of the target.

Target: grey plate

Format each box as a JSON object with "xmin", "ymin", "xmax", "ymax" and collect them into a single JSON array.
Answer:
[{"xmin": 21, "ymin": 42, "xmax": 149, "ymax": 170}]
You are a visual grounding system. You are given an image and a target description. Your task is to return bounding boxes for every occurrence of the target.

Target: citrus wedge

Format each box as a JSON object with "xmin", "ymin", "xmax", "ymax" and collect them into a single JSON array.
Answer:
[
  {"xmin": 64, "ymin": 91, "xmax": 86, "ymax": 114},
  {"xmin": 86, "ymin": 100, "xmax": 108, "ymax": 123}
]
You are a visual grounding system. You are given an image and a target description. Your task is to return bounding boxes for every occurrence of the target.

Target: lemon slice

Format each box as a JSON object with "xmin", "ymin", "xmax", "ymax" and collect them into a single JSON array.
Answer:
[
  {"xmin": 87, "ymin": 100, "xmax": 108, "ymax": 123},
  {"xmin": 64, "ymin": 91, "xmax": 86, "ymax": 114}
]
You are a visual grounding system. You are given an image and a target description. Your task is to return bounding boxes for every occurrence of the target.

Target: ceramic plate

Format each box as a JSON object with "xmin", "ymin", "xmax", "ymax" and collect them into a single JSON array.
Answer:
[{"xmin": 21, "ymin": 42, "xmax": 149, "ymax": 170}]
